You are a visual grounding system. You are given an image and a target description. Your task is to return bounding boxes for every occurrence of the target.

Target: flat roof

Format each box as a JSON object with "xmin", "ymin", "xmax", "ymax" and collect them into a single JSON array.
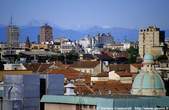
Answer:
[
  {"xmin": 41, "ymin": 95, "xmax": 96, "ymax": 105},
  {"xmin": 20, "ymin": 51, "xmax": 58, "ymax": 56},
  {"xmin": 41, "ymin": 95, "xmax": 169, "ymax": 107}
]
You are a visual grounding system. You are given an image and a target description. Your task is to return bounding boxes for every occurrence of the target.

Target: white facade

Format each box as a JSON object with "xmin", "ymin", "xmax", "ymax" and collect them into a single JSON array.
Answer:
[
  {"xmin": 78, "ymin": 37, "xmax": 93, "ymax": 53},
  {"xmin": 4, "ymin": 64, "xmax": 27, "ymax": 70},
  {"xmin": 61, "ymin": 39, "xmax": 75, "ymax": 53},
  {"xmin": 104, "ymin": 43, "xmax": 124, "ymax": 51},
  {"xmin": 122, "ymin": 42, "xmax": 131, "ymax": 50}
]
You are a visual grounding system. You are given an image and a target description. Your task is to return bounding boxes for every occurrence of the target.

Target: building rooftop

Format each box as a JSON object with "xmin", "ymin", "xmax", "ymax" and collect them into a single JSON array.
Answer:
[
  {"xmin": 75, "ymin": 80, "xmax": 131, "ymax": 95},
  {"xmin": 131, "ymin": 64, "xmax": 142, "ymax": 68},
  {"xmin": 109, "ymin": 64, "xmax": 130, "ymax": 72},
  {"xmin": 24, "ymin": 63, "xmax": 52, "ymax": 73},
  {"xmin": 20, "ymin": 51, "xmax": 57, "ymax": 56},
  {"xmin": 70, "ymin": 61, "xmax": 100, "ymax": 68},
  {"xmin": 83, "ymin": 54, "xmax": 95, "ymax": 60},
  {"xmin": 95, "ymin": 71, "xmax": 134, "ymax": 77},
  {"xmin": 41, "ymin": 95, "xmax": 96, "ymax": 105},
  {"xmin": 47, "ymin": 67, "xmax": 82, "ymax": 80},
  {"xmin": 94, "ymin": 54, "xmax": 113, "ymax": 61},
  {"xmin": 40, "ymin": 24, "xmax": 52, "ymax": 29},
  {"xmin": 41, "ymin": 95, "xmax": 169, "ymax": 107},
  {"xmin": 116, "ymin": 71, "xmax": 135, "ymax": 77}
]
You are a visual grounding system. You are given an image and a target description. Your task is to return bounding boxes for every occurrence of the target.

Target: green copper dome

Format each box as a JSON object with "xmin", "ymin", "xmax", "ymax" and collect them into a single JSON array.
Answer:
[
  {"xmin": 143, "ymin": 54, "xmax": 154, "ymax": 64},
  {"xmin": 132, "ymin": 71, "xmax": 165, "ymax": 89},
  {"xmin": 131, "ymin": 54, "xmax": 166, "ymax": 96}
]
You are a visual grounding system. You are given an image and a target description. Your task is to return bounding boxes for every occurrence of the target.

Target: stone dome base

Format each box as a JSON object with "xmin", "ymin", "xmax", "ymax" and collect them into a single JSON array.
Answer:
[{"xmin": 131, "ymin": 89, "xmax": 166, "ymax": 96}]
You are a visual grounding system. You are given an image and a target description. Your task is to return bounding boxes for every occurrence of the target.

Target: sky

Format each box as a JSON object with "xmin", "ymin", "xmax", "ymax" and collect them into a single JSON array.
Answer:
[{"xmin": 0, "ymin": 0, "xmax": 169, "ymax": 29}]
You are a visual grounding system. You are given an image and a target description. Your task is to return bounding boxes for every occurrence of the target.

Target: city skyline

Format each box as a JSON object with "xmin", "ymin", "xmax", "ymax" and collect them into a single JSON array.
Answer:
[{"xmin": 0, "ymin": 0, "xmax": 169, "ymax": 30}]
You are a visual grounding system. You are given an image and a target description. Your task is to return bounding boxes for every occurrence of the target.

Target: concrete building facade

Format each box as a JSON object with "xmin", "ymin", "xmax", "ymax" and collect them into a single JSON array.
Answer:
[
  {"xmin": 40, "ymin": 24, "xmax": 53, "ymax": 43},
  {"xmin": 7, "ymin": 25, "xmax": 19, "ymax": 48},
  {"xmin": 95, "ymin": 33, "xmax": 114, "ymax": 45},
  {"xmin": 139, "ymin": 26, "xmax": 165, "ymax": 58}
]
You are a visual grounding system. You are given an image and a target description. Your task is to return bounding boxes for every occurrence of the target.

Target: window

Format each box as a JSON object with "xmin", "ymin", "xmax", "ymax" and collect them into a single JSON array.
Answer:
[
  {"xmin": 89, "ymin": 105, "xmax": 93, "ymax": 109},
  {"xmin": 83, "ymin": 105, "xmax": 87, "ymax": 108}
]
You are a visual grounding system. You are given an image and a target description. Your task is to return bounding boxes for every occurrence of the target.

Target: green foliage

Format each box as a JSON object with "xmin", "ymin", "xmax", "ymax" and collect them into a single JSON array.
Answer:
[
  {"xmin": 127, "ymin": 46, "xmax": 139, "ymax": 63},
  {"xmin": 157, "ymin": 55, "xmax": 168, "ymax": 61},
  {"xmin": 58, "ymin": 50, "xmax": 79, "ymax": 64}
]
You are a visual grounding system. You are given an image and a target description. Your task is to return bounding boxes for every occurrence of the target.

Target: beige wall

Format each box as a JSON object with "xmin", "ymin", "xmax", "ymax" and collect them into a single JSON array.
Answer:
[
  {"xmin": 45, "ymin": 103, "xmax": 77, "ymax": 110},
  {"xmin": 76, "ymin": 63, "xmax": 101, "ymax": 76},
  {"xmin": 0, "ymin": 70, "xmax": 32, "ymax": 81},
  {"xmin": 73, "ymin": 63, "xmax": 109, "ymax": 76},
  {"xmin": 120, "ymin": 77, "xmax": 132, "ymax": 84},
  {"xmin": 74, "ymin": 68, "xmax": 94, "ymax": 75},
  {"xmin": 139, "ymin": 26, "xmax": 164, "ymax": 58},
  {"xmin": 130, "ymin": 65, "xmax": 139, "ymax": 73},
  {"xmin": 94, "ymin": 64, "xmax": 101, "ymax": 76}
]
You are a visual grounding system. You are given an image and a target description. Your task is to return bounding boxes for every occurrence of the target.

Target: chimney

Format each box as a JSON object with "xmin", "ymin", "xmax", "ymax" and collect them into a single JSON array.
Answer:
[{"xmin": 64, "ymin": 81, "xmax": 76, "ymax": 96}]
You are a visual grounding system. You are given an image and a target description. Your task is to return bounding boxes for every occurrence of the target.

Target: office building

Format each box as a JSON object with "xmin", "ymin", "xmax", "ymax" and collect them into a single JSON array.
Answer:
[
  {"xmin": 40, "ymin": 24, "xmax": 53, "ymax": 43},
  {"xmin": 7, "ymin": 23, "xmax": 19, "ymax": 48}
]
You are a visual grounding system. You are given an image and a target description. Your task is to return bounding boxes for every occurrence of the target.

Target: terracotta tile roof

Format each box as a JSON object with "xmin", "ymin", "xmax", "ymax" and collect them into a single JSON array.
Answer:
[
  {"xmin": 24, "ymin": 61, "xmax": 69, "ymax": 73},
  {"xmin": 70, "ymin": 61, "xmax": 100, "ymax": 68},
  {"xmin": 94, "ymin": 54, "xmax": 113, "ymax": 61},
  {"xmin": 24, "ymin": 63, "xmax": 52, "ymax": 73},
  {"xmin": 82, "ymin": 54, "xmax": 95, "ymax": 60},
  {"xmin": 116, "ymin": 71, "xmax": 135, "ymax": 77},
  {"xmin": 131, "ymin": 64, "xmax": 142, "ymax": 68},
  {"xmin": 75, "ymin": 80, "xmax": 131, "ymax": 95},
  {"xmin": 109, "ymin": 64, "xmax": 130, "ymax": 72},
  {"xmin": 96, "ymin": 71, "xmax": 135, "ymax": 78},
  {"xmin": 109, "ymin": 51, "xmax": 128, "ymax": 58},
  {"xmin": 47, "ymin": 67, "xmax": 81, "ymax": 80},
  {"xmin": 49, "ymin": 62, "xmax": 70, "ymax": 69},
  {"xmin": 95, "ymin": 72, "xmax": 108, "ymax": 77}
]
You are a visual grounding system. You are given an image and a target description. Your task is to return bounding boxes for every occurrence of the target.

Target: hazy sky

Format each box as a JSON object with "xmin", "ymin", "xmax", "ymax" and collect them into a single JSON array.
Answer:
[{"xmin": 0, "ymin": 0, "xmax": 169, "ymax": 29}]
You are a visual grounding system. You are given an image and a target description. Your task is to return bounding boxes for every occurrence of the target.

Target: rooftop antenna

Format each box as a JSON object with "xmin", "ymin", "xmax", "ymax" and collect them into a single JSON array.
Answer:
[{"xmin": 10, "ymin": 16, "xmax": 13, "ymax": 25}]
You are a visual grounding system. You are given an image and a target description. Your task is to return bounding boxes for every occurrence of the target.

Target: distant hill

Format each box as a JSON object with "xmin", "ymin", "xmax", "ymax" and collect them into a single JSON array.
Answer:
[
  {"xmin": 0, "ymin": 25, "xmax": 169, "ymax": 42},
  {"xmin": 0, "ymin": 24, "xmax": 6, "ymax": 42},
  {"xmin": 82, "ymin": 26, "xmax": 138, "ymax": 42}
]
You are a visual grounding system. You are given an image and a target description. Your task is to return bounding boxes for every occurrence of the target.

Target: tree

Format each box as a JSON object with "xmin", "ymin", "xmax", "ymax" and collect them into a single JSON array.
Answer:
[
  {"xmin": 58, "ymin": 50, "xmax": 79, "ymax": 64},
  {"xmin": 127, "ymin": 46, "xmax": 139, "ymax": 63},
  {"xmin": 157, "ymin": 55, "xmax": 168, "ymax": 61}
]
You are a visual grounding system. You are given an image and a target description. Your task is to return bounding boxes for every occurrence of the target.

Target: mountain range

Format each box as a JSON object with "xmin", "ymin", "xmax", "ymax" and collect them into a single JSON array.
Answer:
[{"xmin": 0, "ymin": 24, "xmax": 169, "ymax": 42}]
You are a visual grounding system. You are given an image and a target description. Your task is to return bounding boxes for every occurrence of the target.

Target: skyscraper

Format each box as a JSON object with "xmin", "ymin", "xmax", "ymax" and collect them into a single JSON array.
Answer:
[
  {"xmin": 139, "ymin": 26, "xmax": 165, "ymax": 58},
  {"xmin": 95, "ymin": 33, "xmax": 114, "ymax": 45},
  {"xmin": 7, "ymin": 18, "xmax": 19, "ymax": 48},
  {"xmin": 40, "ymin": 24, "xmax": 53, "ymax": 43},
  {"xmin": 25, "ymin": 36, "xmax": 31, "ymax": 49}
]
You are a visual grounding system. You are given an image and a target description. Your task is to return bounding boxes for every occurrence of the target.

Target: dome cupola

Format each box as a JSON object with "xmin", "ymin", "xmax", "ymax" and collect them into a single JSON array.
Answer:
[{"xmin": 131, "ymin": 54, "xmax": 166, "ymax": 96}]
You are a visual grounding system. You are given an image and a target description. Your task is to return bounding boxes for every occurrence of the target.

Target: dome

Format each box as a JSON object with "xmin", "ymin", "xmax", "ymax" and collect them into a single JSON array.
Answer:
[
  {"xmin": 131, "ymin": 53, "xmax": 166, "ymax": 96},
  {"xmin": 143, "ymin": 54, "xmax": 154, "ymax": 64},
  {"xmin": 131, "ymin": 70, "xmax": 166, "ymax": 96}
]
